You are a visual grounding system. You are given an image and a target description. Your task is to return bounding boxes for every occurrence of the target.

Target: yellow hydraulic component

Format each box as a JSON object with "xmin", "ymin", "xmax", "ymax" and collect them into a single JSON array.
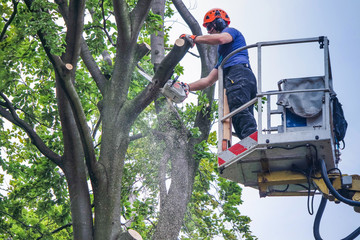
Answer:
[
  {"xmin": 313, "ymin": 173, "xmax": 360, "ymax": 203},
  {"xmin": 315, "ymin": 173, "xmax": 360, "ymax": 213},
  {"xmin": 312, "ymin": 173, "xmax": 333, "ymax": 198},
  {"xmin": 353, "ymin": 192, "xmax": 360, "ymax": 202},
  {"xmin": 350, "ymin": 175, "xmax": 360, "ymax": 191},
  {"xmin": 353, "ymin": 193, "xmax": 360, "ymax": 213},
  {"xmin": 258, "ymin": 171, "xmax": 310, "ymax": 197},
  {"xmin": 258, "ymin": 170, "xmax": 360, "ymax": 212}
]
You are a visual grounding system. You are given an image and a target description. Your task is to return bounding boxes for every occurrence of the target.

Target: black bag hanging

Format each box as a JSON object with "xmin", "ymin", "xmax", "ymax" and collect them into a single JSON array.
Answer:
[{"xmin": 331, "ymin": 94, "xmax": 348, "ymax": 148}]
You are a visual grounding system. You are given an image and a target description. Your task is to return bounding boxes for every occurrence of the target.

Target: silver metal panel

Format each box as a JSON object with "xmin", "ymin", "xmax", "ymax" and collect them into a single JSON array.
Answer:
[
  {"xmin": 220, "ymin": 137, "xmax": 336, "ymax": 188},
  {"xmin": 258, "ymin": 130, "xmax": 331, "ymax": 145}
]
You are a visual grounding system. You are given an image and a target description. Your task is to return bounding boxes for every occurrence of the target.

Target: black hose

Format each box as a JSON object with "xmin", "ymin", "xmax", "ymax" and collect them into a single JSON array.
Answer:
[
  {"xmin": 342, "ymin": 227, "xmax": 360, "ymax": 240},
  {"xmin": 313, "ymin": 196, "xmax": 327, "ymax": 240},
  {"xmin": 320, "ymin": 159, "xmax": 360, "ymax": 207},
  {"xmin": 313, "ymin": 196, "xmax": 360, "ymax": 240},
  {"xmin": 318, "ymin": 159, "xmax": 360, "ymax": 240}
]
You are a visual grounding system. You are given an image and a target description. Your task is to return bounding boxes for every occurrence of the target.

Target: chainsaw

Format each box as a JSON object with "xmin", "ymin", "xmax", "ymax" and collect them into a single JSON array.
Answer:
[
  {"xmin": 160, "ymin": 76, "xmax": 188, "ymax": 103},
  {"xmin": 137, "ymin": 66, "xmax": 188, "ymax": 103}
]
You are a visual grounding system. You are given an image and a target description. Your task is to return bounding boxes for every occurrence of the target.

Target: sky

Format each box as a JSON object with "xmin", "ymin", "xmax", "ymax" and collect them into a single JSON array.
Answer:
[{"xmin": 168, "ymin": 1, "xmax": 360, "ymax": 239}]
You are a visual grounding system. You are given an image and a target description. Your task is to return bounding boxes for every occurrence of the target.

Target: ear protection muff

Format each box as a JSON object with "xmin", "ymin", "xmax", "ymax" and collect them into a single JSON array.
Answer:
[{"xmin": 214, "ymin": 18, "xmax": 227, "ymax": 32}]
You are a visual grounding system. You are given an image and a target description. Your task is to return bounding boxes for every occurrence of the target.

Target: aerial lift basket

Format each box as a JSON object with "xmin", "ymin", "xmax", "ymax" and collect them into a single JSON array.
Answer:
[{"xmin": 217, "ymin": 37, "xmax": 339, "ymax": 197}]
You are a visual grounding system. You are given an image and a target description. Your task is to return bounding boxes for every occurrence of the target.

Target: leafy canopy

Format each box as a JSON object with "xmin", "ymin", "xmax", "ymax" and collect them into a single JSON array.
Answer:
[{"xmin": 0, "ymin": 0, "xmax": 256, "ymax": 239}]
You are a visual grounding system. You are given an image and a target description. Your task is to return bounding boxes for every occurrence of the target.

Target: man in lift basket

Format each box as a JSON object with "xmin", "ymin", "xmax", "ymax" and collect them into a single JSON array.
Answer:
[{"xmin": 181, "ymin": 8, "xmax": 257, "ymax": 139}]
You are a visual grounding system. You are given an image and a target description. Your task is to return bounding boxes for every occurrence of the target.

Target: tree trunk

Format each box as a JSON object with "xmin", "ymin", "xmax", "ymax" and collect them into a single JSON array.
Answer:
[
  {"xmin": 153, "ymin": 126, "xmax": 193, "ymax": 239},
  {"xmin": 93, "ymin": 96, "xmax": 133, "ymax": 239},
  {"xmin": 56, "ymin": 79, "xmax": 94, "ymax": 240},
  {"xmin": 151, "ymin": 1, "xmax": 218, "ymax": 239}
]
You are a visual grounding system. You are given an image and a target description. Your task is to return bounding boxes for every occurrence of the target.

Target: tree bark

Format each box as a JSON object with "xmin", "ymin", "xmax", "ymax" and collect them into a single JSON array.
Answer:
[
  {"xmin": 56, "ymin": 74, "xmax": 94, "ymax": 240},
  {"xmin": 151, "ymin": 0, "xmax": 166, "ymax": 70},
  {"xmin": 92, "ymin": 37, "xmax": 191, "ymax": 239},
  {"xmin": 151, "ymin": 1, "xmax": 217, "ymax": 239},
  {"xmin": 152, "ymin": 117, "xmax": 192, "ymax": 239}
]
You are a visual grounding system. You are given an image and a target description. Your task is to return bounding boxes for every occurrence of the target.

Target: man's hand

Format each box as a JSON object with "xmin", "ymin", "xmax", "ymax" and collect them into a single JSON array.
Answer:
[
  {"xmin": 180, "ymin": 34, "xmax": 197, "ymax": 47},
  {"xmin": 180, "ymin": 82, "xmax": 190, "ymax": 98}
]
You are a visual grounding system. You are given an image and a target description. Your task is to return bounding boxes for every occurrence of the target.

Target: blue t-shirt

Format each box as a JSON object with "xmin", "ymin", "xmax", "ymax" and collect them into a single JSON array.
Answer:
[{"xmin": 214, "ymin": 27, "xmax": 249, "ymax": 69}]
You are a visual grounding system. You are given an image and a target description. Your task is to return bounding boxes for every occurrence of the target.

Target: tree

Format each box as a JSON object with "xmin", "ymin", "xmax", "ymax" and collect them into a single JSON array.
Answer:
[{"xmin": 0, "ymin": 0, "xmax": 256, "ymax": 239}]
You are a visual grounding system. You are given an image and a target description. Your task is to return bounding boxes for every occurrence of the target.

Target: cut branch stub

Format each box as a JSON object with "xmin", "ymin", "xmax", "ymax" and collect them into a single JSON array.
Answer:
[
  {"xmin": 175, "ymin": 38, "xmax": 185, "ymax": 47},
  {"xmin": 118, "ymin": 229, "xmax": 143, "ymax": 240},
  {"xmin": 135, "ymin": 42, "xmax": 151, "ymax": 63},
  {"xmin": 65, "ymin": 63, "xmax": 73, "ymax": 71},
  {"xmin": 152, "ymin": 38, "xmax": 190, "ymax": 83}
]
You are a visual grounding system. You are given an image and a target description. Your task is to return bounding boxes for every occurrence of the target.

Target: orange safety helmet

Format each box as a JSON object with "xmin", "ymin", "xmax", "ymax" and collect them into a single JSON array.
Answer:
[{"xmin": 203, "ymin": 8, "xmax": 230, "ymax": 27}]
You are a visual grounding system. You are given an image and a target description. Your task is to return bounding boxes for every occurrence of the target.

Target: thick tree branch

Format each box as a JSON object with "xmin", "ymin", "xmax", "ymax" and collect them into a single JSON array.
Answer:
[
  {"xmin": 52, "ymin": 0, "xmax": 99, "ymax": 180},
  {"xmin": 102, "ymin": 50, "xmax": 113, "ymax": 67},
  {"xmin": 80, "ymin": 38, "xmax": 107, "ymax": 95},
  {"xmin": 152, "ymin": 104, "xmax": 192, "ymax": 239},
  {"xmin": 0, "ymin": 0, "xmax": 19, "ymax": 42},
  {"xmin": 159, "ymin": 140, "xmax": 171, "ymax": 209},
  {"xmin": 150, "ymin": 0, "xmax": 165, "ymax": 69},
  {"xmin": 92, "ymin": 115, "xmax": 102, "ymax": 139},
  {"xmin": 131, "ymin": 38, "xmax": 192, "ymax": 115},
  {"xmin": 110, "ymin": 1, "xmax": 152, "ymax": 105},
  {"xmin": 62, "ymin": 0, "xmax": 86, "ymax": 65},
  {"xmin": 152, "ymin": 3, "xmax": 217, "ymax": 237},
  {"xmin": 55, "ymin": 0, "xmax": 69, "ymax": 20},
  {"xmin": 128, "ymin": 133, "xmax": 143, "ymax": 142},
  {"xmin": 56, "ymin": 71, "xmax": 99, "ymax": 182},
  {"xmin": 135, "ymin": 42, "xmax": 151, "ymax": 64},
  {"xmin": 0, "ymin": 92, "xmax": 62, "ymax": 166},
  {"xmin": 113, "ymin": 0, "xmax": 132, "ymax": 45},
  {"xmin": 113, "ymin": 0, "xmax": 153, "ymax": 51},
  {"xmin": 55, "ymin": 0, "xmax": 108, "ymax": 95},
  {"xmin": 130, "ymin": 0, "xmax": 154, "ymax": 41}
]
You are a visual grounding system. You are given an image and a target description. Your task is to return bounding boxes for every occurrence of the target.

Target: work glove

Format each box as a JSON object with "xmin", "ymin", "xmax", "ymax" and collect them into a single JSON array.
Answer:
[
  {"xmin": 180, "ymin": 82, "xmax": 190, "ymax": 98},
  {"xmin": 180, "ymin": 34, "xmax": 197, "ymax": 47}
]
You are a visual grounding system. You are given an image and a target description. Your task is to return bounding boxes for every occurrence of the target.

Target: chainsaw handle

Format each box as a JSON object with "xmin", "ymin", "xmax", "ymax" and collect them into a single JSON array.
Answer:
[{"xmin": 171, "ymin": 76, "xmax": 180, "ymax": 86}]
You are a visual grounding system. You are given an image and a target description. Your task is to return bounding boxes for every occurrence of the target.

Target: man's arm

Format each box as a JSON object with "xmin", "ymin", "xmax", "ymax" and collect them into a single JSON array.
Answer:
[
  {"xmin": 194, "ymin": 32, "xmax": 233, "ymax": 45},
  {"xmin": 189, "ymin": 68, "xmax": 218, "ymax": 91}
]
